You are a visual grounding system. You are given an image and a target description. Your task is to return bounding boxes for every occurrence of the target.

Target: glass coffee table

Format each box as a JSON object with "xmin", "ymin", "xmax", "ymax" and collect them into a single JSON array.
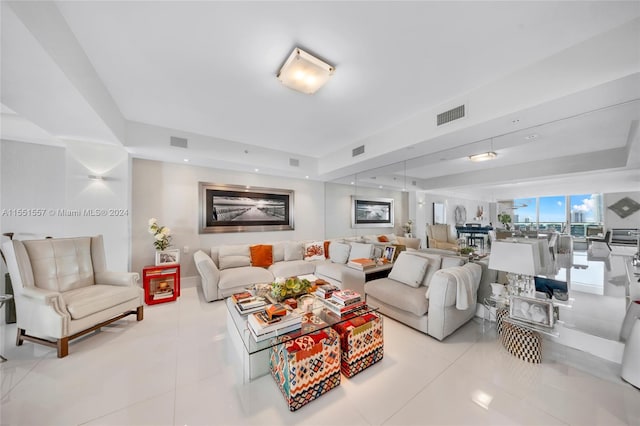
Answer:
[{"xmin": 225, "ymin": 294, "xmax": 379, "ymax": 383}]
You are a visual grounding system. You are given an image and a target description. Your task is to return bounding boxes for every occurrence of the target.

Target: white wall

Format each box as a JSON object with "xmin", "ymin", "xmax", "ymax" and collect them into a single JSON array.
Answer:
[
  {"xmin": 417, "ymin": 192, "xmax": 492, "ymax": 241},
  {"xmin": 131, "ymin": 159, "xmax": 325, "ymax": 278},
  {"xmin": 0, "ymin": 139, "xmax": 130, "ymax": 270},
  {"xmin": 604, "ymin": 191, "xmax": 640, "ymax": 229},
  {"xmin": 324, "ymin": 182, "xmax": 407, "ymax": 240}
]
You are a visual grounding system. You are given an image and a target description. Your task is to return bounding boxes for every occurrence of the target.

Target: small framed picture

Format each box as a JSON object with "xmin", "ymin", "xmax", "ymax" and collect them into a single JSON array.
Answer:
[
  {"xmin": 155, "ymin": 249, "xmax": 180, "ymax": 266},
  {"xmin": 383, "ymin": 245, "xmax": 396, "ymax": 262},
  {"xmin": 509, "ymin": 295, "xmax": 554, "ymax": 328}
]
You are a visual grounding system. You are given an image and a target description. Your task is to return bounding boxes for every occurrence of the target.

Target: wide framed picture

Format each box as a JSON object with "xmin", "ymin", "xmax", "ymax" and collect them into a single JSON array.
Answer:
[
  {"xmin": 155, "ymin": 249, "xmax": 180, "ymax": 266},
  {"xmin": 351, "ymin": 196, "xmax": 394, "ymax": 228},
  {"xmin": 509, "ymin": 295, "xmax": 554, "ymax": 328},
  {"xmin": 383, "ymin": 245, "xmax": 396, "ymax": 262},
  {"xmin": 199, "ymin": 182, "xmax": 294, "ymax": 233}
]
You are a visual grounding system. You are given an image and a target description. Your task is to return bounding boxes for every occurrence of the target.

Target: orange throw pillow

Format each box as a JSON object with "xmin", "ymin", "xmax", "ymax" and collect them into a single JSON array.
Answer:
[
  {"xmin": 324, "ymin": 240, "xmax": 331, "ymax": 258},
  {"xmin": 250, "ymin": 244, "xmax": 273, "ymax": 267},
  {"xmin": 378, "ymin": 235, "xmax": 389, "ymax": 242}
]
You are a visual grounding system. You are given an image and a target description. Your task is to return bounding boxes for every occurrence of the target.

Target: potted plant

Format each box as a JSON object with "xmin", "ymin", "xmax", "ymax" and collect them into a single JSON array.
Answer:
[{"xmin": 498, "ymin": 213, "xmax": 512, "ymax": 231}]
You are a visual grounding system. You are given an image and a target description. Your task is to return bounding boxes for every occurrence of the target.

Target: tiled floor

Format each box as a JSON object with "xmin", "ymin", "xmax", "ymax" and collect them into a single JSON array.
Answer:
[{"xmin": 1, "ymin": 285, "xmax": 639, "ymax": 426}]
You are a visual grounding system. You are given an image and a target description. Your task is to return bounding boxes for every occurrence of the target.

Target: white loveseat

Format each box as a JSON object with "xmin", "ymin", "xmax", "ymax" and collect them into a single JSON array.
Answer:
[
  {"xmin": 365, "ymin": 250, "xmax": 484, "ymax": 340},
  {"xmin": 2, "ymin": 235, "xmax": 144, "ymax": 357}
]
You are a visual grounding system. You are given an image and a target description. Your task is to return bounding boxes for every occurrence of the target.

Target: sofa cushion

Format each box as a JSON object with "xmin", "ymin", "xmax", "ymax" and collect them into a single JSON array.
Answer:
[
  {"xmin": 284, "ymin": 241, "xmax": 304, "ymax": 261},
  {"xmin": 442, "ymin": 256, "xmax": 466, "ymax": 269},
  {"xmin": 218, "ymin": 267, "xmax": 273, "ymax": 290},
  {"xmin": 63, "ymin": 284, "xmax": 140, "ymax": 320},
  {"xmin": 378, "ymin": 235, "xmax": 389, "ymax": 242},
  {"xmin": 324, "ymin": 241, "xmax": 330, "ymax": 258},
  {"xmin": 269, "ymin": 260, "xmax": 316, "ymax": 278},
  {"xmin": 304, "ymin": 241, "xmax": 325, "ymax": 261},
  {"xmin": 406, "ymin": 252, "xmax": 442, "ymax": 287},
  {"xmin": 365, "ymin": 278, "xmax": 429, "ymax": 316},
  {"xmin": 218, "ymin": 245, "xmax": 251, "ymax": 270},
  {"xmin": 250, "ymin": 244, "xmax": 273, "ymax": 267},
  {"xmin": 329, "ymin": 242, "xmax": 350, "ymax": 264},
  {"xmin": 388, "ymin": 252, "xmax": 429, "ymax": 288},
  {"xmin": 315, "ymin": 261, "xmax": 346, "ymax": 281},
  {"xmin": 348, "ymin": 243, "xmax": 373, "ymax": 261},
  {"xmin": 272, "ymin": 242, "xmax": 285, "ymax": 262}
]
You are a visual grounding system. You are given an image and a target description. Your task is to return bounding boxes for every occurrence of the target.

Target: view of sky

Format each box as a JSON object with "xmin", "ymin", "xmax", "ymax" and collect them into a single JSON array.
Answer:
[{"xmin": 512, "ymin": 194, "xmax": 599, "ymax": 223}]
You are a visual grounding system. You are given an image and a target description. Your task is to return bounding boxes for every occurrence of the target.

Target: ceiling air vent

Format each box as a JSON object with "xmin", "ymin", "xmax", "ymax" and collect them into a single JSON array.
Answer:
[
  {"xmin": 289, "ymin": 158, "xmax": 300, "ymax": 167},
  {"xmin": 437, "ymin": 104, "xmax": 465, "ymax": 126},
  {"xmin": 170, "ymin": 136, "xmax": 188, "ymax": 148},
  {"xmin": 352, "ymin": 145, "xmax": 365, "ymax": 157}
]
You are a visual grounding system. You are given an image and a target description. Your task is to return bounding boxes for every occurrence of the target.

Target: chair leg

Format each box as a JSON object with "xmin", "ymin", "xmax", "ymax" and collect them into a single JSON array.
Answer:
[
  {"xmin": 16, "ymin": 328, "xmax": 25, "ymax": 346},
  {"xmin": 136, "ymin": 305, "xmax": 144, "ymax": 321},
  {"xmin": 57, "ymin": 337, "xmax": 69, "ymax": 358}
]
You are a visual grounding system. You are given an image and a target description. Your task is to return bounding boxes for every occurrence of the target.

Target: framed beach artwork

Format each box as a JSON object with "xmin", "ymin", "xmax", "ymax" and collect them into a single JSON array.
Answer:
[
  {"xmin": 509, "ymin": 296, "xmax": 554, "ymax": 328},
  {"xmin": 199, "ymin": 182, "xmax": 294, "ymax": 233},
  {"xmin": 351, "ymin": 196, "xmax": 394, "ymax": 228}
]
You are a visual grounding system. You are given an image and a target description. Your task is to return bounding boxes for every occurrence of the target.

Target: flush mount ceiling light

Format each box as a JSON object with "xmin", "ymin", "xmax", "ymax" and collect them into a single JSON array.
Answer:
[{"xmin": 277, "ymin": 47, "xmax": 335, "ymax": 94}]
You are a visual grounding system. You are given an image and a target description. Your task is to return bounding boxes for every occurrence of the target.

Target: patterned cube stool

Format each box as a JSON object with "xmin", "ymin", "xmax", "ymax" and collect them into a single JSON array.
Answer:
[
  {"xmin": 500, "ymin": 321, "xmax": 542, "ymax": 363},
  {"xmin": 270, "ymin": 326, "xmax": 341, "ymax": 411},
  {"xmin": 496, "ymin": 307, "xmax": 509, "ymax": 336},
  {"xmin": 332, "ymin": 312, "xmax": 383, "ymax": 378}
]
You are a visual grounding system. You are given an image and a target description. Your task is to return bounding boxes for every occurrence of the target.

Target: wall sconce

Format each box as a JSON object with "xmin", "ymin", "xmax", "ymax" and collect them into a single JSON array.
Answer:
[{"xmin": 88, "ymin": 175, "xmax": 104, "ymax": 181}]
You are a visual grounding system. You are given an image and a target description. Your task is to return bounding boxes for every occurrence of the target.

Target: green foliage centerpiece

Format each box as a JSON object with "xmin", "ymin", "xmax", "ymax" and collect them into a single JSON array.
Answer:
[{"xmin": 271, "ymin": 276, "xmax": 313, "ymax": 302}]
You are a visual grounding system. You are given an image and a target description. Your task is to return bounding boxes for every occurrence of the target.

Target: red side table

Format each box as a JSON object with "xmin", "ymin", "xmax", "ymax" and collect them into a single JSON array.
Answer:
[{"xmin": 142, "ymin": 264, "xmax": 180, "ymax": 305}]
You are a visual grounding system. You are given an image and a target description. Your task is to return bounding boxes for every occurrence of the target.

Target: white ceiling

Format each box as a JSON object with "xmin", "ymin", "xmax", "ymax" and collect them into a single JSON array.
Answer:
[{"xmin": 1, "ymin": 1, "xmax": 639, "ymax": 200}]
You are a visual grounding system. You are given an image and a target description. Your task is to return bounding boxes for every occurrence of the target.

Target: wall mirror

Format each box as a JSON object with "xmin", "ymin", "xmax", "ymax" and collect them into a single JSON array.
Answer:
[{"xmin": 433, "ymin": 202, "xmax": 446, "ymax": 224}]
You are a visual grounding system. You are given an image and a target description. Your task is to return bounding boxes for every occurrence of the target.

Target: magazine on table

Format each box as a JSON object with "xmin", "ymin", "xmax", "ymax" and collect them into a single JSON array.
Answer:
[{"xmin": 248, "ymin": 309, "xmax": 302, "ymax": 335}]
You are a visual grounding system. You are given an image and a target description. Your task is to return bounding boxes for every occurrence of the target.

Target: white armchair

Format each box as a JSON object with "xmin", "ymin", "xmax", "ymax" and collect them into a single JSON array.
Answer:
[{"xmin": 2, "ymin": 235, "xmax": 143, "ymax": 358}]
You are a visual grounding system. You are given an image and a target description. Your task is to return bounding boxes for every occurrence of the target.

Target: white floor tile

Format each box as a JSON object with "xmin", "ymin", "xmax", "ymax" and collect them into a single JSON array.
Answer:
[{"xmin": 0, "ymin": 286, "xmax": 638, "ymax": 426}]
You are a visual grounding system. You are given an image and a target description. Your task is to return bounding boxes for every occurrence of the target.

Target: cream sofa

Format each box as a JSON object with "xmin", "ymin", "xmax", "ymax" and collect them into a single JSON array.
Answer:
[
  {"xmin": 365, "ymin": 250, "xmax": 493, "ymax": 340},
  {"xmin": 193, "ymin": 236, "xmax": 402, "ymax": 302},
  {"xmin": 2, "ymin": 235, "xmax": 144, "ymax": 357}
]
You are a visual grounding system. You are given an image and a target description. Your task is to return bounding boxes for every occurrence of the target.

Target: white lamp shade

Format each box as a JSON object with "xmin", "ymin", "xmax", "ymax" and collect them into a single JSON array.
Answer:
[{"xmin": 488, "ymin": 240, "xmax": 541, "ymax": 275}]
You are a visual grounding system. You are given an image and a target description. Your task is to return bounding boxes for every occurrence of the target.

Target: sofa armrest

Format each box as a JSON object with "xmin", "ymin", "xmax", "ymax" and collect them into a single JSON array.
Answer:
[
  {"xmin": 95, "ymin": 271, "xmax": 140, "ymax": 287},
  {"xmin": 194, "ymin": 250, "xmax": 220, "ymax": 302},
  {"xmin": 426, "ymin": 272, "xmax": 457, "ymax": 308},
  {"xmin": 21, "ymin": 286, "xmax": 68, "ymax": 317}
]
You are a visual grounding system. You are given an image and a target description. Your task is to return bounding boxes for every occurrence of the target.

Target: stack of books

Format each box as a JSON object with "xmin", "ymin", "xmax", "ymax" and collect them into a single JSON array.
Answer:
[
  {"xmin": 247, "ymin": 308, "xmax": 302, "ymax": 342},
  {"xmin": 347, "ymin": 258, "xmax": 377, "ymax": 270},
  {"xmin": 322, "ymin": 289, "xmax": 366, "ymax": 316},
  {"xmin": 314, "ymin": 283, "xmax": 340, "ymax": 299},
  {"xmin": 231, "ymin": 291, "xmax": 268, "ymax": 315}
]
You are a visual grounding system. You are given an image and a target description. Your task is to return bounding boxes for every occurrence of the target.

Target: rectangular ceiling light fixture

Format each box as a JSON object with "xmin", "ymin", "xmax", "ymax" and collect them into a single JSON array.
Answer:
[
  {"xmin": 277, "ymin": 47, "xmax": 335, "ymax": 94},
  {"xmin": 468, "ymin": 151, "xmax": 497, "ymax": 162}
]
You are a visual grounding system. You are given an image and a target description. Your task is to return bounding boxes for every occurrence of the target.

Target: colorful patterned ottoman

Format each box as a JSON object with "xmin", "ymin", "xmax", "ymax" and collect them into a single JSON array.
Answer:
[
  {"xmin": 332, "ymin": 311, "xmax": 384, "ymax": 378},
  {"xmin": 269, "ymin": 322, "xmax": 341, "ymax": 411}
]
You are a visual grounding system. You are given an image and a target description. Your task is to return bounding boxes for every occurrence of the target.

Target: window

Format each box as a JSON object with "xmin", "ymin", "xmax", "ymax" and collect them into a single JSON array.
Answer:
[
  {"xmin": 539, "ymin": 196, "xmax": 566, "ymax": 232},
  {"xmin": 569, "ymin": 194, "xmax": 603, "ymax": 237}
]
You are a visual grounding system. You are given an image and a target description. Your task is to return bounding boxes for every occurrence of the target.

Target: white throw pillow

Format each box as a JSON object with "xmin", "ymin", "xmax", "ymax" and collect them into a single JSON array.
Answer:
[
  {"xmin": 284, "ymin": 241, "xmax": 304, "ymax": 261},
  {"xmin": 218, "ymin": 245, "xmax": 250, "ymax": 270},
  {"xmin": 304, "ymin": 241, "xmax": 325, "ymax": 261},
  {"xmin": 348, "ymin": 243, "xmax": 373, "ymax": 261},
  {"xmin": 388, "ymin": 252, "xmax": 429, "ymax": 288},
  {"xmin": 329, "ymin": 242, "xmax": 351, "ymax": 264}
]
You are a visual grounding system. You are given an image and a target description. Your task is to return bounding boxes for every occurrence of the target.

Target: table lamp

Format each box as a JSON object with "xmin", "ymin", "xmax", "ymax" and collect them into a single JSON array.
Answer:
[{"xmin": 488, "ymin": 240, "xmax": 541, "ymax": 296}]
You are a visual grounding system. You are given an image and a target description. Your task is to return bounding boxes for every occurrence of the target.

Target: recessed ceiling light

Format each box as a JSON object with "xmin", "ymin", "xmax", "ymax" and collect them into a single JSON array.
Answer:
[
  {"xmin": 524, "ymin": 134, "xmax": 539, "ymax": 140},
  {"xmin": 305, "ymin": 175, "xmax": 309, "ymax": 179},
  {"xmin": 469, "ymin": 151, "xmax": 498, "ymax": 162},
  {"xmin": 350, "ymin": 181, "xmax": 355, "ymax": 185},
  {"xmin": 512, "ymin": 119, "xmax": 520, "ymax": 124},
  {"xmin": 277, "ymin": 47, "xmax": 335, "ymax": 95},
  {"xmin": 183, "ymin": 159, "xmax": 189, "ymax": 162},
  {"xmin": 254, "ymin": 168, "xmax": 259, "ymax": 172},
  {"xmin": 378, "ymin": 185, "xmax": 383, "ymax": 189}
]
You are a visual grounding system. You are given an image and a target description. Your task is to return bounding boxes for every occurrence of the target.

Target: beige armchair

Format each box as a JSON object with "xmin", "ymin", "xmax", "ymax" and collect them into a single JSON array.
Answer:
[
  {"xmin": 2, "ymin": 235, "xmax": 143, "ymax": 358},
  {"xmin": 427, "ymin": 224, "xmax": 459, "ymax": 251}
]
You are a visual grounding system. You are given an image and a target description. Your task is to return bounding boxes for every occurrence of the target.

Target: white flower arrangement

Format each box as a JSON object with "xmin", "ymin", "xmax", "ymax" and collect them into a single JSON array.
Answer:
[
  {"xmin": 402, "ymin": 219, "xmax": 413, "ymax": 234},
  {"xmin": 148, "ymin": 218, "xmax": 172, "ymax": 251}
]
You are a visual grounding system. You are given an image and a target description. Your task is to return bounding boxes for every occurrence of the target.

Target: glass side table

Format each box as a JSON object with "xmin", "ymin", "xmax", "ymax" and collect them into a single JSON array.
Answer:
[
  {"xmin": 482, "ymin": 295, "xmax": 509, "ymax": 329},
  {"xmin": 0, "ymin": 294, "xmax": 14, "ymax": 362}
]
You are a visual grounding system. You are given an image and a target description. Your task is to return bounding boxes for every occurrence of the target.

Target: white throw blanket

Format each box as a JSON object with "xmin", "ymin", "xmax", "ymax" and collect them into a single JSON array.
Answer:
[{"xmin": 448, "ymin": 265, "xmax": 478, "ymax": 310}]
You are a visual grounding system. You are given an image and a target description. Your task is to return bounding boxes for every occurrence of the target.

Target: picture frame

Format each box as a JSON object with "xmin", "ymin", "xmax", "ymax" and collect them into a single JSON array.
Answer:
[
  {"xmin": 199, "ymin": 182, "xmax": 294, "ymax": 233},
  {"xmin": 155, "ymin": 249, "xmax": 180, "ymax": 266},
  {"xmin": 509, "ymin": 295, "xmax": 554, "ymax": 328},
  {"xmin": 351, "ymin": 196, "xmax": 394, "ymax": 228},
  {"xmin": 383, "ymin": 245, "xmax": 396, "ymax": 263},
  {"xmin": 433, "ymin": 202, "xmax": 446, "ymax": 224}
]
